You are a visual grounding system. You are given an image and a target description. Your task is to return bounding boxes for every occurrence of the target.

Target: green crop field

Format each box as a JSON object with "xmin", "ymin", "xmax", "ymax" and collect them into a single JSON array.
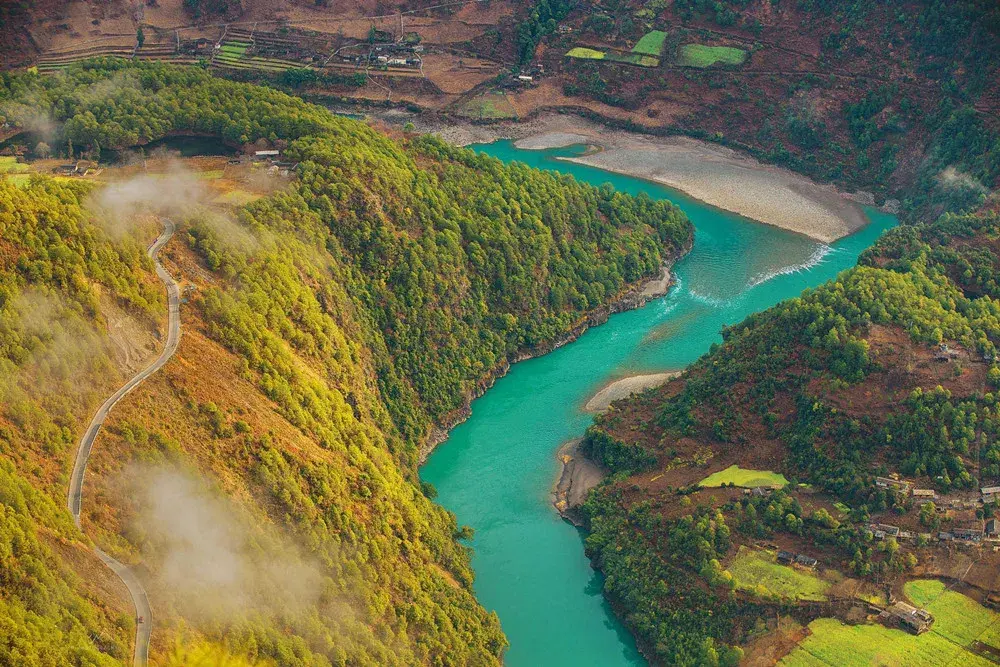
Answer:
[
  {"xmin": 459, "ymin": 92, "xmax": 518, "ymax": 120},
  {"xmin": 905, "ymin": 580, "xmax": 1000, "ymax": 646},
  {"xmin": 0, "ymin": 157, "xmax": 30, "ymax": 173},
  {"xmin": 677, "ymin": 44, "xmax": 748, "ymax": 68},
  {"xmin": 780, "ymin": 617, "xmax": 991, "ymax": 666},
  {"xmin": 213, "ymin": 190, "xmax": 262, "ymax": 206},
  {"xmin": 607, "ymin": 52, "xmax": 659, "ymax": 67},
  {"xmin": 781, "ymin": 580, "xmax": 1000, "ymax": 666},
  {"xmin": 566, "ymin": 47, "xmax": 606, "ymax": 60},
  {"xmin": 729, "ymin": 547, "xmax": 831, "ymax": 601},
  {"xmin": 699, "ymin": 465, "xmax": 788, "ymax": 488},
  {"xmin": 4, "ymin": 174, "xmax": 31, "ymax": 188},
  {"xmin": 632, "ymin": 30, "xmax": 668, "ymax": 56},
  {"xmin": 219, "ymin": 44, "xmax": 248, "ymax": 57}
]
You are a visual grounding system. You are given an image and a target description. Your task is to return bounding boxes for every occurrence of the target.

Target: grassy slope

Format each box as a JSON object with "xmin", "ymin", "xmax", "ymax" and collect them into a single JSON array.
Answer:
[
  {"xmin": 728, "ymin": 547, "xmax": 830, "ymax": 601},
  {"xmin": 699, "ymin": 465, "xmax": 789, "ymax": 488},
  {"xmin": 677, "ymin": 44, "xmax": 747, "ymax": 67}
]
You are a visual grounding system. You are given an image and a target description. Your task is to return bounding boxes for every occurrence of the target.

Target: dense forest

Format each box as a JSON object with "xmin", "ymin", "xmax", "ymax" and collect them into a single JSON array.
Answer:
[{"xmin": 0, "ymin": 61, "xmax": 691, "ymax": 664}]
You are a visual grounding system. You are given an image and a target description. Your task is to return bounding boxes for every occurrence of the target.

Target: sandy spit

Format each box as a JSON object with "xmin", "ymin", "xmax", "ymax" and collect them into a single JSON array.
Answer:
[
  {"xmin": 511, "ymin": 116, "xmax": 868, "ymax": 243},
  {"xmin": 583, "ymin": 372, "xmax": 680, "ymax": 414}
]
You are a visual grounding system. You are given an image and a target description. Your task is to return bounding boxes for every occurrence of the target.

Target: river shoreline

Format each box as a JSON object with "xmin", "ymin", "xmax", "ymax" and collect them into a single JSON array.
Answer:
[
  {"xmin": 551, "ymin": 371, "xmax": 682, "ymax": 524},
  {"xmin": 418, "ymin": 260, "xmax": 681, "ymax": 464},
  {"xmin": 583, "ymin": 371, "xmax": 681, "ymax": 414},
  {"xmin": 552, "ymin": 438, "xmax": 605, "ymax": 526},
  {"xmin": 369, "ymin": 110, "xmax": 893, "ymax": 243}
]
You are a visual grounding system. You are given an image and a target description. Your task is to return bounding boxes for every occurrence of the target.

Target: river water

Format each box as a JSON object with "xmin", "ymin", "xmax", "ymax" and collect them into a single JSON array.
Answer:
[{"xmin": 420, "ymin": 141, "xmax": 897, "ymax": 666}]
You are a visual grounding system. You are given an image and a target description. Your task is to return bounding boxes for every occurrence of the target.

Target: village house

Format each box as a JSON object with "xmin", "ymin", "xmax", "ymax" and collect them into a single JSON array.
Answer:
[
  {"xmin": 982, "ymin": 486, "xmax": 1000, "ymax": 502},
  {"xmin": 794, "ymin": 554, "xmax": 818, "ymax": 569},
  {"xmin": 935, "ymin": 343, "xmax": 960, "ymax": 361},
  {"xmin": 954, "ymin": 523, "xmax": 985, "ymax": 541},
  {"xmin": 876, "ymin": 476, "xmax": 911, "ymax": 492},
  {"xmin": 912, "ymin": 489, "xmax": 937, "ymax": 499},
  {"xmin": 877, "ymin": 524, "xmax": 901, "ymax": 537},
  {"xmin": 987, "ymin": 519, "xmax": 999, "ymax": 537},
  {"xmin": 887, "ymin": 602, "xmax": 934, "ymax": 634},
  {"xmin": 776, "ymin": 550, "xmax": 795, "ymax": 566}
]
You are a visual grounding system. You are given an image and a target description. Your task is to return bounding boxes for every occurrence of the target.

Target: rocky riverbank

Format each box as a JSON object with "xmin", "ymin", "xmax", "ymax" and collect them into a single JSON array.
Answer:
[
  {"xmin": 552, "ymin": 438, "xmax": 605, "ymax": 526},
  {"xmin": 418, "ymin": 259, "xmax": 681, "ymax": 464}
]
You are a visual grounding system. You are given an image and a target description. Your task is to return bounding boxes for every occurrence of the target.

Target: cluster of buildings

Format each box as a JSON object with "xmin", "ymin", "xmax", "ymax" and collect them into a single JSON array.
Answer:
[
  {"xmin": 248, "ymin": 150, "xmax": 297, "ymax": 178},
  {"xmin": 52, "ymin": 160, "xmax": 99, "ymax": 176},
  {"xmin": 871, "ymin": 476, "xmax": 1000, "ymax": 545},
  {"xmin": 336, "ymin": 43, "xmax": 423, "ymax": 69}
]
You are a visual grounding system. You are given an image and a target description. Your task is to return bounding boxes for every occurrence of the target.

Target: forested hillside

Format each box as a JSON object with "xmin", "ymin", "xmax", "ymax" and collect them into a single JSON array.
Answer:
[
  {"xmin": 0, "ymin": 61, "xmax": 691, "ymax": 664},
  {"xmin": 555, "ymin": 0, "xmax": 1000, "ymax": 210},
  {"xmin": 576, "ymin": 63, "xmax": 1000, "ymax": 667}
]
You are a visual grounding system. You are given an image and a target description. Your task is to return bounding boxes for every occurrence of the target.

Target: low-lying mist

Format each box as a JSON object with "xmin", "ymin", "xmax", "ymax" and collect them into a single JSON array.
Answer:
[
  {"xmin": 87, "ymin": 161, "xmax": 256, "ymax": 253},
  {"xmin": 132, "ymin": 465, "xmax": 325, "ymax": 623}
]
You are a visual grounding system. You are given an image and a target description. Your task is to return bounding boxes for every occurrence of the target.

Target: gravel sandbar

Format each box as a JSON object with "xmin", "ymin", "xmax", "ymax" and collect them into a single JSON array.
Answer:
[{"xmin": 584, "ymin": 372, "xmax": 680, "ymax": 413}]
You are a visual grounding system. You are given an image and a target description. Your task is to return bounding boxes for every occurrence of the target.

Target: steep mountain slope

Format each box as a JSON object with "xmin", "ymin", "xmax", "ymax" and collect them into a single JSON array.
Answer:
[
  {"xmin": 0, "ymin": 62, "xmax": 691, "ymax": 664},
  {"xmin": 576, "ymin": 115, "xmax": 1000, "ymax": 667}
]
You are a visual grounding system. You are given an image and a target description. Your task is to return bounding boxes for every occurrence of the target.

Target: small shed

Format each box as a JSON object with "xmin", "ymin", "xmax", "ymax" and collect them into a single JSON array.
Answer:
[
  {"xmin": 794, "ymin": 554, "xmax": 818, "ymax": 569},
  {"xmin": 878, "ymin": 524, "xmax": 901, "ymax": 537}
]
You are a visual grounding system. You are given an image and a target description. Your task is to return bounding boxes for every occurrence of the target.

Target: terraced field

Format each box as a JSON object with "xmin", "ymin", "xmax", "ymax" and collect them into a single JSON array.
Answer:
[
  {"xmin": 632, "ymin": 30, "xmax": 667, "ymax": 57},
  {"xmin": 214, "ymin": 40, "xmax": 304, "ymax": 72},
  {"xmin": 699, "ymin": 465, "xmax": 789, "ymax": 488},
  {"xmin": 565, "ymin": 46, "xmax": 658, "ymax": 67},
  {"xmin": 781, "ymin": 580, "xmax": 1000, "ymax": 666},
  {"xmin": 566, "ymin": 47, "xmax": 605, "ymax": 60},
  {"xmin": 677, "ymin": 44, "xmax": 748, "ymax": 67},
  {"xmin": 729, "ymin": 547, "xmax": 832, "ymax": 601}
]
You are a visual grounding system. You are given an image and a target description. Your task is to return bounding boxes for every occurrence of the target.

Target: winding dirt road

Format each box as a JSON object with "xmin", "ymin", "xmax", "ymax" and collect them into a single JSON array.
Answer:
[{"xmin": 67, "ymin": 218, "xmax": 180, "ymax": 667}]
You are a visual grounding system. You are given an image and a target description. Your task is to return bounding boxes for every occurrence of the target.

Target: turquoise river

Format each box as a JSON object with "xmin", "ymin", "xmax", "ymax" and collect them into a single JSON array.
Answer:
[{"xmin": 420, "ymin": 141, "xmax": 898, "ymax": 665}]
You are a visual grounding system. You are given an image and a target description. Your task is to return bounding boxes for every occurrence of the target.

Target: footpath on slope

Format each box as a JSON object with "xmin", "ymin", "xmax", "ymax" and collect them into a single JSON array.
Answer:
[{"xmin": 67, "ymin": 217, "xmax": 181, "ymax": 667}]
